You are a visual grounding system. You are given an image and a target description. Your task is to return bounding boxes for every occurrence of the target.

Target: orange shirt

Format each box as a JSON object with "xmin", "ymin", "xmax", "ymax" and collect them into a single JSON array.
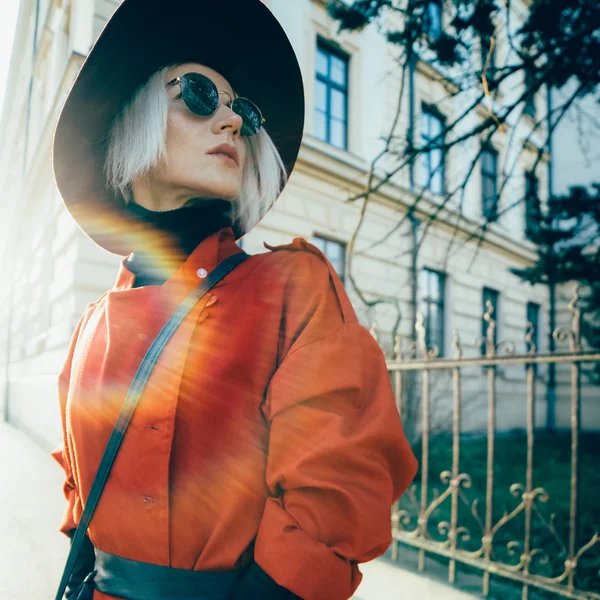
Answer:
[{"xmin": 51, "ymin": 227, "xmax": 418, "ymax": 600}]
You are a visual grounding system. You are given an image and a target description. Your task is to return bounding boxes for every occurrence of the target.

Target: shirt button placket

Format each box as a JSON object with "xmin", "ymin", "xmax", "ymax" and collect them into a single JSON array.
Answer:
[{"xmin": 142, "ymin": 421, "xmax": 162, "ymax": 510}]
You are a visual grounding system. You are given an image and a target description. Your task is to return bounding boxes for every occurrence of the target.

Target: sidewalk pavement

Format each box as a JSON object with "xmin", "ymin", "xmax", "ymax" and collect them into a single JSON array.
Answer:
[{"xmin": 0, "ymin": 421, "xmax": 477, "ymax": 600}]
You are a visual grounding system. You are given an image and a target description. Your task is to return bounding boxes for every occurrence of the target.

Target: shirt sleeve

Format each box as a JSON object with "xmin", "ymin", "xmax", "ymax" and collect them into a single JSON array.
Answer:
[
  {"xmin": 50, "ymin": 311, "xmax": 89, "ymax": 538},
  {"xmin": 254, "ymin": 247, "xmax": 418, "ymax": 600}
]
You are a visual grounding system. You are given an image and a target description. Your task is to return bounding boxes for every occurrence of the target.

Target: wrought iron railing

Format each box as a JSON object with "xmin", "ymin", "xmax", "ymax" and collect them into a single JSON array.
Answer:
[{"xmin": 376, "ymin": 285, "xmax": 600, "ymax": 599}]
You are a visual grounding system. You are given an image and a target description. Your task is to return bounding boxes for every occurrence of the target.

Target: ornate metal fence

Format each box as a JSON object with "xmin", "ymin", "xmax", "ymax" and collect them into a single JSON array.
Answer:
[{"xmin": 379, "ymin": 285, "xmax": 600, "ymax": 599}]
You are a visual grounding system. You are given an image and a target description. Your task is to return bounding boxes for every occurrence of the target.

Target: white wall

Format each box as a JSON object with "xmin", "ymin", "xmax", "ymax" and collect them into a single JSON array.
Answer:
[{"xmin": 0, "ymin": 0, "xmax": 597, "ymax": 442}]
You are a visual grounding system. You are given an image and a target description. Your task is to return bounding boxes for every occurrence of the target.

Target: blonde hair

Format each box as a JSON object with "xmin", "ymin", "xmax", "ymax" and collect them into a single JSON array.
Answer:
[{"xmin": 103, "ymin": 64, "xmax": 287, "ymax": 233}]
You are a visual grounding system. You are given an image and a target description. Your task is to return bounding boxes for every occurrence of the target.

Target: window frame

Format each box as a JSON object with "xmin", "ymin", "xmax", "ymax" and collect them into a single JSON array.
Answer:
[
  {"xmin": 419, "ymin": 268, "xmax": 446, "ymax": 357},
  {"xmin": 481, "ymin": 143, "xmax": 499, "ymax": 221},
  {"xmin": 420, "ymin": 103, "xmax": 446, "ymax": 194},
  {"xmin": 523, "ymin": 70, "xmax": 537, "ymax": 119},
  {"xmin": 311, "ymin": 234, "xmax": 347, "ymax": 284},
  {"xmin": 315, "ymin": 38, "xmax": 350, "ymax": 151},
  {"xmin": 524, "ymin": 170, "xmax": 541, "ymax": 240}
]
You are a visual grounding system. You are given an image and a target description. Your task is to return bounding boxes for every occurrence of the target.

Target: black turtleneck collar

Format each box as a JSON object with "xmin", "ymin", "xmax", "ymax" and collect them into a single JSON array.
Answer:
[{"xmin": 123, "ymin": 198, "xmax": 233, "ymax": 288}]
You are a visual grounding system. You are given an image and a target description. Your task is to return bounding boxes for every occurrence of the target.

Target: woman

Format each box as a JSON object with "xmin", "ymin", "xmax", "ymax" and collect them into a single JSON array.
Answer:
[{"xmin": 50, "ymin": 1, "xmax": 418, "ymax": 599}]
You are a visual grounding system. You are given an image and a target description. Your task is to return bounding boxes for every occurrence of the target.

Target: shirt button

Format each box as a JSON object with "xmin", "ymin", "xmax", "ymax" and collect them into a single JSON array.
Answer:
[
  {"xmin": 205, "ymin": 295, "xmax": 218, "ymax": 307},
  {"xmin": 138, "ymin": 333, "xmax": 148, "ymax": 341},
  {"xmin": 197, "ymin": 268, "xmax": 208, "ymax": 278}
]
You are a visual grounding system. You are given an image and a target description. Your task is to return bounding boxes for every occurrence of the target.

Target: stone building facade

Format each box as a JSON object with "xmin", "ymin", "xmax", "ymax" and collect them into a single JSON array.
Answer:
[{"xmin": 0, "ymin": 0, "xmax": 597, "ymax": 451}]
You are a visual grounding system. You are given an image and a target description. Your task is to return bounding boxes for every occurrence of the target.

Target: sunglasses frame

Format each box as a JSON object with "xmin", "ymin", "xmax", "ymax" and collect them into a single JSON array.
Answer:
[{"xmin": 166, "ymin": 73, "xmax": 266, "ymax": 135}]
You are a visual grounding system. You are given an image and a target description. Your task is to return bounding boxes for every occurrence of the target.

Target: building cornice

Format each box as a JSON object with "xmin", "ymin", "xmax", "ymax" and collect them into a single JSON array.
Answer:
[{"xmin": 297, "ymin": 134, "xmax": 539, "ymax": 265}]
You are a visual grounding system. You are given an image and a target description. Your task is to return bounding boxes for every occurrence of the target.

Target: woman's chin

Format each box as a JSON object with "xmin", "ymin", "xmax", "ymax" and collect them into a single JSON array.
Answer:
[{"xmin": 202, "ymin": 186, "xmax": 240, "ymax": 202}]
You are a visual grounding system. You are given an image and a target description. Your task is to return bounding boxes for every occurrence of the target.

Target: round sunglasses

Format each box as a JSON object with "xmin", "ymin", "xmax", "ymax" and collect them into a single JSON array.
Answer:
[{"xmin": 166, "ymin": 72, "xmax": 265, "ymax": 137}]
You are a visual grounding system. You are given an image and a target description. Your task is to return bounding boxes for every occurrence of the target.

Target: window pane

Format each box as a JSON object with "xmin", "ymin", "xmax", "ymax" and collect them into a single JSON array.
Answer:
[
  {"xmin": 316, "ymin": 47, "xmax": 328, "ymax": 77},
  {"xmin": 431, "ymin": 167, "xmax": 443, "ymax": 193},
  {"xmin": 524, "ymin": 71, "xmax": 536, "ymax": 117},
  {"xmin": 312, "ymin": 237, "xmax": 326, "ymax": 251},
  {"xmin": 315, "ymin": 80, "xmax": 327, "ymax": 112},
  {"xmin": 482, "ymin": 150, "xmax": 497, "ymax": 177},
  {"xmin": 527, "ymin": 303, "xmax": 539, "ymax": 327},
  {"xmin": 421, "ymin": 153, "xmax": 433, "ymax": 189},
  {"xmin": 326, "ymin": 241, "xmax": 343, "ymax": 262},
  {"xmin": 313, "ymin": 237, "xmax": 346, "ymax": 282},
  {"xmin": 430, "ymin": 113, "xmax": 443, "ymax": 139},
  {"xmin": 330, "ymin": 118, "xmax": 346, "ymax": 149},
  {"xmin": 419, "ymin": 270, "xmax": 430, "ymax": 296},
  {"xmin": 332, "ymin": 258, "xmax": 344, "ymax": 276},
  {"xmin": 482, "ymin": 177, "xmax": 497, "ymax": 211},
  {"xmin": 481, "ymin": 150, "xmax": 492, "ymax": 172},
  {"xmin": 424, "ymin": 307, "xmax": 432, "ymax": 340},
  {"xmin": 314, "ymin": 110, "xmax": 327, "ymax": 141},
  {"xmin": 431, "ymin": 149, "xmax": 443, "ymax": 174},
  {"xmin": 429, "ymin": 273, "xmax": 440, "ymax": 300},
  {"xmin": 526, "ymin": 302, "xmax": 540, "ymax": 372},
  {"xmin": 420, "ymin": 270, "xmax": 445, "ymax": 355},
  {"xmin": 421, "ymin": 110, "xmax": 445, "ymax": 193},
  {"xmin": 483, "ymin": 177, "xmax": 495, "ymax": 201},
  {"xmin": 331, "ymin": 89, "xmax": 346, "ymax": 120},
  {"xmin": 330, "ymin": 55, "xmax": 347, "ymax": 87},
  {"xmin": 526, "ymin": 172, "xmax": 538, "ymax": 197}
]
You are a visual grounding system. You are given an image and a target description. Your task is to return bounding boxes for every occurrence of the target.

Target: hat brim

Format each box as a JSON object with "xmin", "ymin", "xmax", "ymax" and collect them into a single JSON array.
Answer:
[{"xmin": 52, "ymin": 0, "xmax": 305, "ymax": 255}]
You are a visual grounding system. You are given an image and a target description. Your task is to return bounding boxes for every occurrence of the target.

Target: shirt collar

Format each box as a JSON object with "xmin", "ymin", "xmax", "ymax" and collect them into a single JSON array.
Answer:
[{"xmin": 113, "ymin": 226, "xmax": 243, "ymax": 294}]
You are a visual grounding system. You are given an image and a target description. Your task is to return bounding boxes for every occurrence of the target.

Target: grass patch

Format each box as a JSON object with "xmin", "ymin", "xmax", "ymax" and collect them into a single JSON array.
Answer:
[{"xmin": 396, "ymin": 431, "xmax": 600, "ymax": 596}]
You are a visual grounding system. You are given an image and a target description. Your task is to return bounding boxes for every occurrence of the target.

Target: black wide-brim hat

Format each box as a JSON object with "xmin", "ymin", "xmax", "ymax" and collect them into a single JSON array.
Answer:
[{"xmin": 52, "ymin": 0, "xmax": 305, "ymax": 255}]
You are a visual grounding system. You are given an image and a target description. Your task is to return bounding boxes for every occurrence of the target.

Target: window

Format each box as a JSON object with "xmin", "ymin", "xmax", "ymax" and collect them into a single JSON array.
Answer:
[
  {"xmin": 419, "ymin": 268, "xmax": 446, "ymax": 356},
  {"xmin": 481, "ymin": 287, "xmax": 500, "ymax": 356},
  {"xmin": 311, "ymin": 236, "xmax": 346, "ymax": 283},
  {"xmin": 526, "ymin": 302, "xmax": 541, "ymax": 374},
  {"xmin": 481, "ymin": 144, "xmax": 498, "ymax": 221},
  {"xmin": 423, "ymin": 1, "xmax": 442, "ymax": 40},
  {"xmin": 315, "ymin": 40, "xmax": 349, "ymax": 150},
  {"xmin": 523, "ymin": 70, "xmax": 536, "ymax": 119},
  {"xmin": 525, "ymin": 171, "xmax": 541, "ymax": 240},
  {"xmin": 420, "ymin": 105, "xmax": 445, "ymax": 194}
]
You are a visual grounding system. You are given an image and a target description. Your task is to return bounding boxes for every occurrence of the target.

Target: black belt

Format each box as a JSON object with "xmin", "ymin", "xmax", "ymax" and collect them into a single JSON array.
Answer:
[{"xmin": 92, "ymin": 549, "xmax": 244, "ymax": 600}]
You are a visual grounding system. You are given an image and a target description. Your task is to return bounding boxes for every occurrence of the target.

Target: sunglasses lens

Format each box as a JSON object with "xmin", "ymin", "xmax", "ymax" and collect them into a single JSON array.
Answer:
[
  {"xmin": 232, "ymin": 98, "xmax": 263, "ymax": 136},
  {"xmin": 180, "ymin": 73, "xmax": 219, "ymax": 116},
  {"xmin": 178, "ymin": 73, "xmax": 263, "ymax": 136}
]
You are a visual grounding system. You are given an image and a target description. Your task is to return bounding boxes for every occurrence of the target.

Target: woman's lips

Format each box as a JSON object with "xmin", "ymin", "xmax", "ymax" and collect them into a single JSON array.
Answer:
[{"xmin": 209, "ymin": 153, "xmax": 238, "ymax": 167}]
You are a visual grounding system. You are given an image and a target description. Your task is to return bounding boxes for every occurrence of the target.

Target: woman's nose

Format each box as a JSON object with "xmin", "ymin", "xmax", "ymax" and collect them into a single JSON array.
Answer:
[{"xmin": 214, "ymin": 104, "xmax": 243, "ymax": 137}]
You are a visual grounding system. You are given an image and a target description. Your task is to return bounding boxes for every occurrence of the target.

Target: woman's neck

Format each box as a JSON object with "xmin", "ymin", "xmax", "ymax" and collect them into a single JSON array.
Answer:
[{"xmin": 123, "ymin": 198, "xmax": 233, "ymax": 287}]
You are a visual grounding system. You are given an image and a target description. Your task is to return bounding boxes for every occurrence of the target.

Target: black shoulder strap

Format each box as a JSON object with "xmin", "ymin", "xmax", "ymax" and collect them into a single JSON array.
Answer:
[{"xmin": 55, "ymin": 252, "xmax": 250, "ymax": 600}]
